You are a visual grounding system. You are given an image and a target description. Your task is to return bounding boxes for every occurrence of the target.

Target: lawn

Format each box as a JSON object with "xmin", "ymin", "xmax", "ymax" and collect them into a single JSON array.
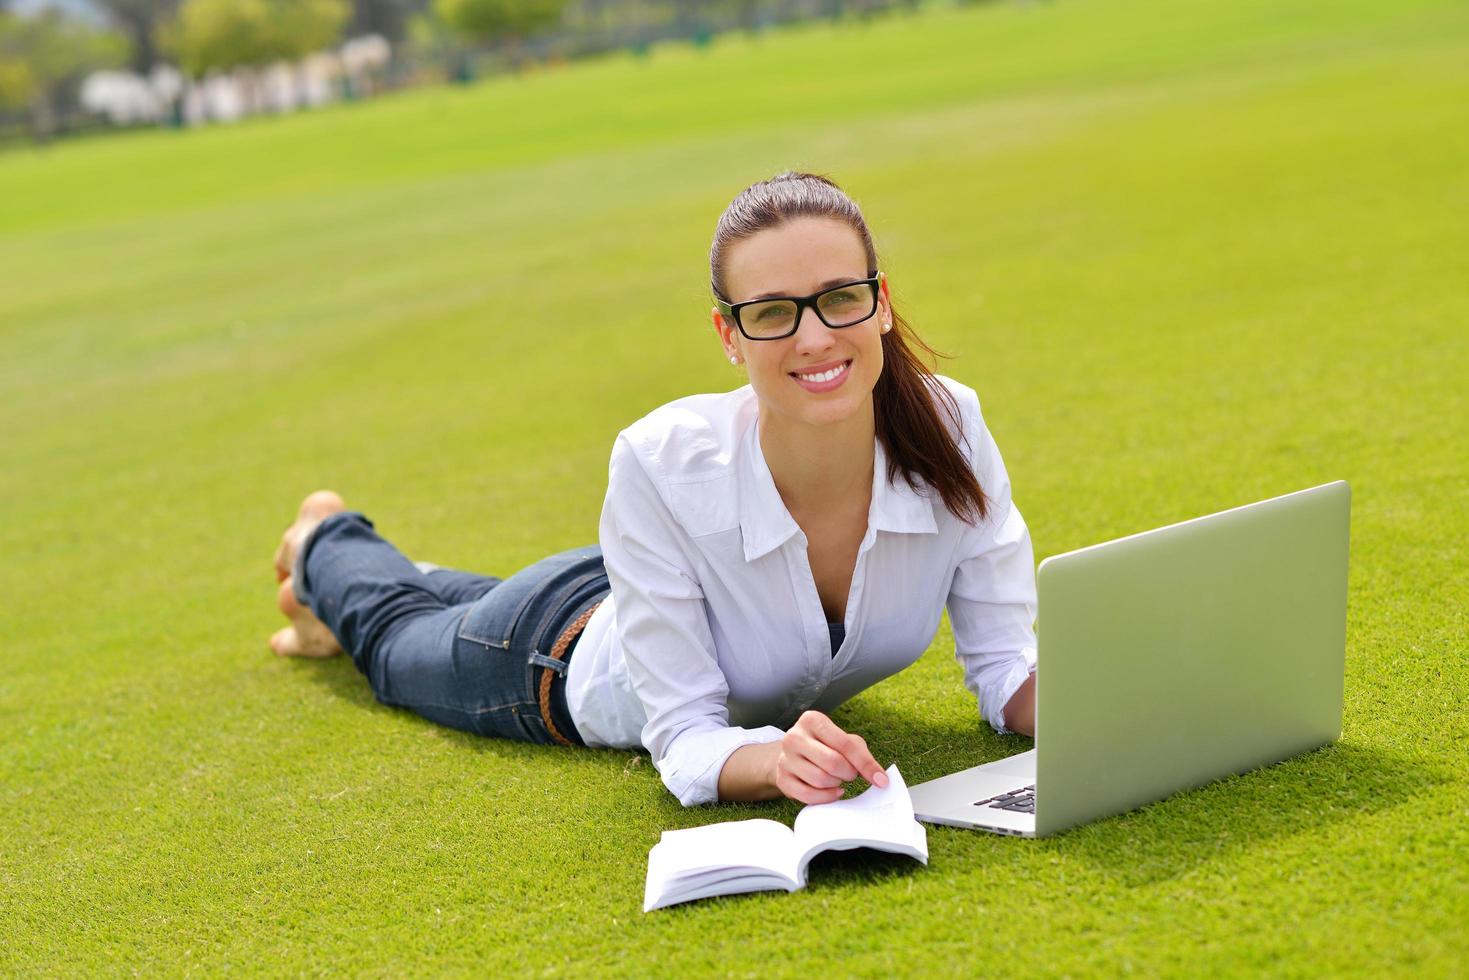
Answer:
[{"xmin": 2, "ymin": 0, "xmax": 1466, "ymax": 973}]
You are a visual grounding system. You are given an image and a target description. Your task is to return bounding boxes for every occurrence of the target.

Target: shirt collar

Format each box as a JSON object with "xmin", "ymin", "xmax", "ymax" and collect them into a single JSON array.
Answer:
[{"xmin": 737, "ymin": 414, "xmax": 938, "ymax": 563}]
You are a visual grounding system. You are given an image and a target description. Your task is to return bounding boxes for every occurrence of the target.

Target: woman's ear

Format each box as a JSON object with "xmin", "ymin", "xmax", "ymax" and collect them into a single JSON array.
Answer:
[{"xmin": 712, "ymin": 307, "xmax": 741, "ymax": 364}]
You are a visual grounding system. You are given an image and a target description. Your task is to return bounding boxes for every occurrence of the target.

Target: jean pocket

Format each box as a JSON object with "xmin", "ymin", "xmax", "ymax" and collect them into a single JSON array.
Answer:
[
  {"xmin": 458, "ymin": 547, "xmax": 603, "ymax": 652},
  {"xmin": 456, "ymin": 581, "xmax": 536, "ymax": 651},
  {"xmin": 473, "ymin": 699, "xmax": 546, "ymax": 743},
  {"xmin": 457, "ymin": 547, "xmax": 601, "ymax": 648},
  {"xmin": 524, "ymin": 569, "xmax": 609, "ymax": 658}
]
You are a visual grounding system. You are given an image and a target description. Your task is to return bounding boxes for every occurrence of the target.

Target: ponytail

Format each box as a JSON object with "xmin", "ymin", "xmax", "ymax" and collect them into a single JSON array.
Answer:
[{"xmin": 873, "ymin": 310, "xmax": 987, "ymax": 524}]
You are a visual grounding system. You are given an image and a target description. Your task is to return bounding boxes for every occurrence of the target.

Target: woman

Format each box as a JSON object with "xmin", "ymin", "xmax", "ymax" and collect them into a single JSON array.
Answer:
[{"xmin": 270, "ymin": 172, "xmax": 1038, "ymax": 808}]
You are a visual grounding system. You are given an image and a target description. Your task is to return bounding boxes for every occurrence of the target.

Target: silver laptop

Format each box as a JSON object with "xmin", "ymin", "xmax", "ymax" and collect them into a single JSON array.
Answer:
[{"xmin": 909, "ymin": 481, "xmax": 1350, "ymax": 837}]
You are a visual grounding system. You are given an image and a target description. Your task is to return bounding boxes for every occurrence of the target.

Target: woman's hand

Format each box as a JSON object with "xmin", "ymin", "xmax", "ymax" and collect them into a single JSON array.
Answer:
[{"xmin": 771, "ymin": 710, "xmax": 889, "ymax": 805}]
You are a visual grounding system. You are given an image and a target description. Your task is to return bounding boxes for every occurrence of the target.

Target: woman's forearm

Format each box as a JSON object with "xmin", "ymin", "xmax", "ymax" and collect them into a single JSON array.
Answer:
[
  {"xmin": 1002, "ymin": 671, "xmax": 1037, "ymax": 736},
  {"xmin": 716, "ymin": 680, "xmax": 1034, "ymax": 804},
  {"xmin": 716, "ymin": 740, "xmax": 784, "ymax": 802}
]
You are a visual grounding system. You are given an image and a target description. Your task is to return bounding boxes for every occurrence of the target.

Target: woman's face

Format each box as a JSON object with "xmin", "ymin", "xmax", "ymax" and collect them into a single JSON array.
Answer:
[{"xmin": 713, "ymin": 216, "xmax": 892, "ymax": 433}]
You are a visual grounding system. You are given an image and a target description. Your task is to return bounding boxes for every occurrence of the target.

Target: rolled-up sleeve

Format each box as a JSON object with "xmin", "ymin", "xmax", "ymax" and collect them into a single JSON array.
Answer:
[
  {"xmin": 944, "ymin": 391, "xmax": 1038, "ymax": 735},
  {"xmin": 600, "ymin": 434, "xmax": 785, "ymax": 806}
]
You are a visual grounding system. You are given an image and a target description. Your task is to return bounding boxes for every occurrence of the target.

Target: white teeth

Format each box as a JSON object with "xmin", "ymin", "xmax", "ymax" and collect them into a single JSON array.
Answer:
[{"xmin": 795, "ymin": 362, "xmax": 848, "ymax": 383}]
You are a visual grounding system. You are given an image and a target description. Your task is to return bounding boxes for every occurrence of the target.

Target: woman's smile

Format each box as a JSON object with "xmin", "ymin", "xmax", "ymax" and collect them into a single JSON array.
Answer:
[{"xmin": 790, "ymin": 358, "xmax": 853, "ymax": 392}]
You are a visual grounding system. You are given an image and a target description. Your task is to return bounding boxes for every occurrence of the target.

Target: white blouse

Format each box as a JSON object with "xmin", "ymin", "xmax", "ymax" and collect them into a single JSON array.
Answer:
[{"xmin": 564, "ymin": 376, "xmax": 1038, "ymax": 807}]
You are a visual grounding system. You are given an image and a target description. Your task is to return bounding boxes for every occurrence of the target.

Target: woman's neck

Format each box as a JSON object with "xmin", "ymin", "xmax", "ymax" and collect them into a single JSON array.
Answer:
[{"xmin": 757, "ymin": 397, "xmax": 876, "ymax": 517}]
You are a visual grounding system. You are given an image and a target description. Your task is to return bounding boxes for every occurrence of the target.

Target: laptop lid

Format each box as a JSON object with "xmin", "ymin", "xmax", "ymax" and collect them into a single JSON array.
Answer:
[{"xmin": 1032, "ymin": 481, "xmax": 1350, "ymax": 837}]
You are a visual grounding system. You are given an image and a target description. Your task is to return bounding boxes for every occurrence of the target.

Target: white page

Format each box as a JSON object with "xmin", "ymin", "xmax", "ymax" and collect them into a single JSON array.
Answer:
[
  {"xmin": 650, "ymin": 818, "xmax": 793, "ymax": 875},
  {"xmin": 643, "ymin": 766, "xmax": 930, "ymax": 911},
  {"xmin": 792, "ymin": 764, "xmax": 929, "ymax": 882},
  {"xmin": 659, "ymin": 872, "xmax": 797, "ymax": 906},
  {"xmin": 643, "ymin": 819, "xmax": 796, "ymax": 912}
]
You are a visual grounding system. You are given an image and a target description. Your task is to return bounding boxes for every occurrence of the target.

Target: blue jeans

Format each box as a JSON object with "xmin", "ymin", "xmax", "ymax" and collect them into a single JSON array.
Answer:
[{"xmin": 291, "ymin": 511, "xmax": 607, "ymax": 746}]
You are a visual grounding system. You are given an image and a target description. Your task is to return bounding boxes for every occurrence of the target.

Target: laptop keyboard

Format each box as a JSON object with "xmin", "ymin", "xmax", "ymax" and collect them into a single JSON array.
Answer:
[{"xmin": 973, "ymin": 784, "xmax": 1035, "ymax": 814}]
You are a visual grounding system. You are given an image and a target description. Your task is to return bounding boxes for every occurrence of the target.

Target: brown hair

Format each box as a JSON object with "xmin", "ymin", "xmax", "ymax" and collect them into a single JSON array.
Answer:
[{"xmin": 710, "ymin": 171, "xmax": 988, "ymax": 525}]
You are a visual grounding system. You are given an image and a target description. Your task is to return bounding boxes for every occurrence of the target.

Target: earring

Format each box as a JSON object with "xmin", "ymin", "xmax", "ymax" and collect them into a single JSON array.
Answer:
[
  {"xmin": 729, "ymin": 355, "xmax": 740, "ymax": 365},
  {"xmin": 881, "ymin": 321, "xmax": 892, "ymax": 333}
]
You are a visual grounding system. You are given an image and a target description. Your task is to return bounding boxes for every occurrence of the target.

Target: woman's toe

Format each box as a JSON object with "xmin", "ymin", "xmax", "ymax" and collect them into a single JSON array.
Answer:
[{"xmin": 270, "ymin": 626, "xmax": 303, "ymax": 656}]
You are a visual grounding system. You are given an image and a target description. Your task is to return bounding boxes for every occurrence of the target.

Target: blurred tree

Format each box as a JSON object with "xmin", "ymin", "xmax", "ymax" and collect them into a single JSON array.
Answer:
[
  {"xmin": 166, "ymin": 0, "xmax": 348, "ymax": 76},
  {"xmin": 0, "ymin": 17, "xmax": 39, "ymax": 112},
  {"xmin": 350, "ymin": 0, "xmax": 428, "ymax": 44},
  {"xmin": 94, "ymin": 0, "xmax": 181, "ymax": 72},
  {"xmin": 165, "ymin": 0, "xmax": 271, "ymax": 75},
  {"xmin": 433, "ymin": 0, "xmax": 567, "ymax": 44},
  {"xmin": 272, "ymin": 0, "xmax": 351, "ymax": 56},
  {"xmin": 0, "ymin": 7, "xmax": 126, "ymax": 137}
]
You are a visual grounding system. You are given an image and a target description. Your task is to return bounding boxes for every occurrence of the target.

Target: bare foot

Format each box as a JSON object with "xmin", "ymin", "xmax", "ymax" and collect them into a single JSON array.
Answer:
[
  {"xmin": 271, "ymin": 576, "xmax": 343, "ymax": 658},
  {"xmin": 269, "ymin": 490, "xmax": 346, "ymax": 658},
  {"xmin": 273, "ymin": 490, "xmax": 346, "ymax": 582}
]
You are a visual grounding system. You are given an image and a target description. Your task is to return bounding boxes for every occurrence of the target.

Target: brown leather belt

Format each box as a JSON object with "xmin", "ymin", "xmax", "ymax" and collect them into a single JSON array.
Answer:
[{"xmin": 537, "ymin": 600, "xmax": 602, "ymax": 748}]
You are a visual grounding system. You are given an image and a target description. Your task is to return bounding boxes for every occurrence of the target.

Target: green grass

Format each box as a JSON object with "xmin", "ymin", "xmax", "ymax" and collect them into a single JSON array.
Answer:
[{"xmin": 3, "ymin": 0, "xmax": 1467, "ymax": 973}]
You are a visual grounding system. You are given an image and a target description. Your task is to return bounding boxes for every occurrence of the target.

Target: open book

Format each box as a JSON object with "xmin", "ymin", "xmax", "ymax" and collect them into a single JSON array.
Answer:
[{"xmin": 643, "ymin": 764, "xmax": 928, "ymax": 912}]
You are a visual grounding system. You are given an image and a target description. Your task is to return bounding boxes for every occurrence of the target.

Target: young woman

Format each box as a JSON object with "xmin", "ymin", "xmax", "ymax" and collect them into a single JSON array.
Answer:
[{"xmin": 270, "ymin": 172, "xmax": 1038, "ymax": 808}]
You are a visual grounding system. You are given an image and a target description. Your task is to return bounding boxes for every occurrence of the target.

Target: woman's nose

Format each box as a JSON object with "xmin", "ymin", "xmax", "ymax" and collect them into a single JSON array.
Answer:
[{"xmin": 792, "ymin": 305, "xmax": 833, "ymax": 352}]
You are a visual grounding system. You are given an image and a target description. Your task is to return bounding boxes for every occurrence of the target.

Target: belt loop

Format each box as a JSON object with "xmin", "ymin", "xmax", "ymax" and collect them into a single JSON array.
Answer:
[{"xmin": 537, "ymin": 600, "xmax": 602, "ymax": 748}]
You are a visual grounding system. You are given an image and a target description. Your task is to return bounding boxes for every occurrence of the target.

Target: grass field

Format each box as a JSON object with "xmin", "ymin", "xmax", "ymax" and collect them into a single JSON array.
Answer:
[{"xmin": 3, "ymin": 0, "xmax": 1467, "ymax": 973}]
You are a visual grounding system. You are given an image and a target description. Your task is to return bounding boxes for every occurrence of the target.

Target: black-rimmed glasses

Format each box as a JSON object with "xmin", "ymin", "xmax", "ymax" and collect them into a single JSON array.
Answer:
[{"xmin": 716, "ymin": 274, "xmax": 881, "ymax": 341}]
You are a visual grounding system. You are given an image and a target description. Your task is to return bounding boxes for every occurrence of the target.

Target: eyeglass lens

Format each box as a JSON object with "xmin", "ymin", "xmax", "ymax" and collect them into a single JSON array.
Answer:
[{"xmin": 739, "ymin": 282, "xmax": 877, "ymax": 339}]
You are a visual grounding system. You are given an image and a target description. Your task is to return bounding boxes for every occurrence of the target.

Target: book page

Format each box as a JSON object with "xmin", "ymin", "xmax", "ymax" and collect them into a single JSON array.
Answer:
[
  {"xmin": 791, "ymin": 764, "xmax": 929, "ymax": 882},
  {"xmin": 643, "ymin": 819, "xmax": 797, "ymax": 912},
  {"xmin": 642, "ymin": 766, "xmax": 931, "ymax": 911}
]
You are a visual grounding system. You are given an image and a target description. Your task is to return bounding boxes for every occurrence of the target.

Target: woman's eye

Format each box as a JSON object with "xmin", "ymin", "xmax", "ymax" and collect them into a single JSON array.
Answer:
[
  {"xmin": 756, "ymin": 304, "xmax": 793, "ymax": 321},
  {"xmin": 822, "ymin": 290, "xmax": 857, "ymax": 305}
]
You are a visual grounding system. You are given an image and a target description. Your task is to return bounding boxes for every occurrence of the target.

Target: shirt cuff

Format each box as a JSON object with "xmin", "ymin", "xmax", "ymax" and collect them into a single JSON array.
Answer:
[
  {"xmin": 986, "ymin": 646, "xmax": 1037, "ymax": 736},
  {"xmin": 657, "ymin": 725, "xmax": 787, "ymax": 807}
]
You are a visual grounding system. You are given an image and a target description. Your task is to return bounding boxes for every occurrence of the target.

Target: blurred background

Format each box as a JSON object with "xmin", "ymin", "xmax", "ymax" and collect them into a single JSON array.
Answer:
[{"xmin": 1, "ymin": 0, "xmax": 929, "ymax": 143}]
